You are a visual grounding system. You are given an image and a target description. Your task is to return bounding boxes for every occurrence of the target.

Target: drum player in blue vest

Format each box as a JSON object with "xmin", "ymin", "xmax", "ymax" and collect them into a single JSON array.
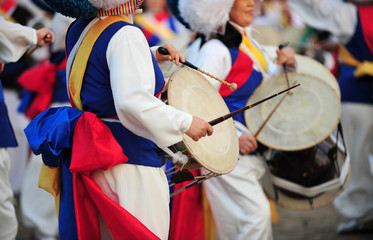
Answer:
[
  {"xmin": 288, "ymin": 0, "xmax": 373, "ymax": 233},
  {"xmin": 25, "ymin": 0, "xmax": 213, "ymax": 239}
]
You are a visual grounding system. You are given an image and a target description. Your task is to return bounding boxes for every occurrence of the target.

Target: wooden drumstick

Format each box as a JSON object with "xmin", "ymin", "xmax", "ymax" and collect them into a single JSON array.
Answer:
[
  {"xmin": 253, "ymin": 92, "xmax": 288, "ymax": 138},
  {"xmin": 27, "ymin": 34, "xmax": 52, "ymax": 56},
  {"xmin": 158, "ymin": 47, "xmax": 238, "ymax": 91},
  {"xmin": 278, "ymin": 43, "xmax": 296, "ymax": 95},
  {"xmin": 253, "ymin": 50, "xmax": 298, "ymax": 138},
  {"xmin": 208, "ymin": 83, "xmax": 300, "ymax": 126}
]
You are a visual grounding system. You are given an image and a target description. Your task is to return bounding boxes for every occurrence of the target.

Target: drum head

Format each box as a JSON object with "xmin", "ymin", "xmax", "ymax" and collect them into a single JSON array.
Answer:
[
  {"xmin": 245, "ymin": 73, "xmax": 341, "ymax": 151},
  {"xmin": 295, "ymin": 54, "xmax": 340, "ymax": 99},
  {"xmin": 262, "ymin": 136, "xmax": 350, "ymax": 210},
  {"xmin": 168, "ymin": 68, "xmax": 239, "ymax": 175}
]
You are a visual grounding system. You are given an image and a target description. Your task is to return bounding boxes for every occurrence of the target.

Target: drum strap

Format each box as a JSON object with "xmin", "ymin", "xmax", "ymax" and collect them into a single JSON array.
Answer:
[
  {"xmin": 69, "ymin": 15, "xmax": 131, "ymax": 110},
  {"xmin": 339, "ymin": 44, "xmax": 373, "ymax": 77}
]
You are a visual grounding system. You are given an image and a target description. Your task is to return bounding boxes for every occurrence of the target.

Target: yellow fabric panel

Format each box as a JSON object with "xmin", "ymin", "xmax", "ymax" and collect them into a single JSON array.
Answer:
[
  {"xmin": 38, "ymin": 163, "xmax": 61, "ymax": 197},
  {"xmin": 269, "ymin": 198, "xmax": 279, "ymax": 224},
  {"xmin": 38, "ymin": 164, "xmax": 61, "ymax": 216},
  {"xmin": 241, "ymin": 34, "xmax": 268, "ymax": 72},
  {"xmin": 69, "ymin": 15, "xmax": 131, "ymax": 110},
  {"xmin": 202, "ymin": 186, "xmax": 216, "ymax": 240},
  {"xmin": 339, "ymin": 44, "xmax": 373, "ymax": 77}
]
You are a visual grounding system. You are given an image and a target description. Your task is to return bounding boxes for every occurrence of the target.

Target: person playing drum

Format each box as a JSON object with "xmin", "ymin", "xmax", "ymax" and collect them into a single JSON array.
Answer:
[
  {"xmin": 24, "ymin": 0, "xmax": 213, "ymax": 239},
  {"xmin": 288, "ymin": 0, "xmax": 373, "ymax": 233},
  {"xmin": 172, "ymin": 0, "xmax": 296, "ymax": 239}
]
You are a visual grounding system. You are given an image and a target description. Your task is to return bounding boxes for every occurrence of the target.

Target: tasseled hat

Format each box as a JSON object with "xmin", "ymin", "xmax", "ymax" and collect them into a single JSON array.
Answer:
[
  {"xmin": 168, "ymin": 0, "xmax": 235, "ymax": 38},
  {"xmin": 43, "ymin": 0, "xmax": 144, "ymax": 19}
]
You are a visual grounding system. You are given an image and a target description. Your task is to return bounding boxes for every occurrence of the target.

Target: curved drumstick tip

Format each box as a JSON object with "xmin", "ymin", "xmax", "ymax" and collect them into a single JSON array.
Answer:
[{"xmin": 229, "ymin": 83, "xmax": 238, "ymax": 91}]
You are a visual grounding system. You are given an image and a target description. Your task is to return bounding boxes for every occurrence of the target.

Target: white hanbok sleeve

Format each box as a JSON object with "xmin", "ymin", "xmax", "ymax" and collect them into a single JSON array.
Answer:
[
  {"xmin": 107, "ymin": 25, "xmax": 192, "ymax": 148},
  {"xmin": 287, "ymin": 0, "xmax": 357, "ymax": 43},
  {"xmin": 0, "ymin": 17, "xmax": 37, "ymax": 63}
]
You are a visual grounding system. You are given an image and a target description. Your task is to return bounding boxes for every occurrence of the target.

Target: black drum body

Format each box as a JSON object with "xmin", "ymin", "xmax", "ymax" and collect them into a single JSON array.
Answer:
[{"xmin": 262, "ymin": 127, "xmax": 350, "ymax": 210}]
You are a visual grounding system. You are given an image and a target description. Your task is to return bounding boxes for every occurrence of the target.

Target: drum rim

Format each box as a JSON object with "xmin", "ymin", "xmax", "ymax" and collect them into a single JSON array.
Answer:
[
  {"xmin": 168, "ymin": 67, "xmax": 239, "ymax": 174},
  {"xmin": 245, "ymin": 72, "xmax": 341, "ymax": 151},
  {"xmin": 295, "ymin": 54, "xmax": 341, "ymax": 97}
]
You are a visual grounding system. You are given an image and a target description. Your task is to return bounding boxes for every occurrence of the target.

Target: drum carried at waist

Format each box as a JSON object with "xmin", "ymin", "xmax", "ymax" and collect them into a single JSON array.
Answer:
[
  {"xmin": 245, "ymin": 72, "xmax": 350, "ymax": 210},
  {"xmin": 246, "ymin": 72, "xmax": 341, "ymax": 151},
  {"xmin": 165, "ymin": 68, "xmax": 239, "ymax": 175}
]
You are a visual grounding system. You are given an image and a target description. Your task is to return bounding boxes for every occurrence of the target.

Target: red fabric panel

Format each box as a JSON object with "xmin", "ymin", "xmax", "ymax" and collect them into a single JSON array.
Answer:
[
  {"xmin": 359, "ymin": 6, "xmax": 373, "ymax": 56},
  {"xmin": 219, "ymin": 50, "xmax": 254, "ymax": 97},
  {"xmin": 169, "ymin": 169, "xmax": 205, "ymax": 240},
  {"xmin": 18, "ymin": 61, "xmax": 57, "ymax": 119},
  {"xmin": 71, "ymin": 112, "xmax": 160, "ymax": 239}
]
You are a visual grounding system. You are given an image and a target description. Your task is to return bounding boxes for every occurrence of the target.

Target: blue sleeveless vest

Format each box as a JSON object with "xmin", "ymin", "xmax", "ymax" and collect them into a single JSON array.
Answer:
[
  {"xmin": 339, "ymin": 7, "xmax": 373, "ymax": 104},
  {"xmin": 66, "ymin": 19, "xmax": 165, "ymax": 167}
]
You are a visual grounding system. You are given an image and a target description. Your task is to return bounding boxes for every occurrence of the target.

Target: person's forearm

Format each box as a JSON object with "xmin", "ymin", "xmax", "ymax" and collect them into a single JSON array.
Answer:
[{"xmin": 0, "ymin": 18, "xmax": 37, "ymax": 63}]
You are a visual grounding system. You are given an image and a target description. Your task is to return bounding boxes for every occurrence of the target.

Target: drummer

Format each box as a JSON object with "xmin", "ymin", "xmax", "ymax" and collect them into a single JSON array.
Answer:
[
  {"xmin": 25, "ymin": 0, "xmax": 213, "ymax": 239},
  {"xmin": 287, "ymin": 0, "xmax": 373, "ymax": 233},
  {"xmin": 176, "ymin": 0, "xmax": 296, "ymax": 239}
]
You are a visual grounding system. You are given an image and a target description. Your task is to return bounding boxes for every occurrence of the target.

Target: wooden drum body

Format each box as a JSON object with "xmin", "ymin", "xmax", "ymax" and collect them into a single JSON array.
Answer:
[{"xmin": 245, "ymin": 72, "xmax": 350, "ymax": 210}]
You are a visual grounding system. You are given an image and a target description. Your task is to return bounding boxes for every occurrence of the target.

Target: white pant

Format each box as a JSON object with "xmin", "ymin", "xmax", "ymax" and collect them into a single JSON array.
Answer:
[
  {"xmin": 3, "ymin": 89, "xmax": 30, "ymax": 194},
  {"xmin": 333, "ymin": 103, "xmax": 373, "ymax": 219},
  {"xmin": 202, "ymin": 155, "xmax": 273, "ymax": 240},
  {"xmin": 0, "ymin": 148, "xmax": 18, "ymax": 240},
  {"xmin": 91, "ymin": 164, "xmax": 170, "ymax": 240},
  {"xmin": 20, "ymin": 154, "xmax": 59, "ymax": 238}
]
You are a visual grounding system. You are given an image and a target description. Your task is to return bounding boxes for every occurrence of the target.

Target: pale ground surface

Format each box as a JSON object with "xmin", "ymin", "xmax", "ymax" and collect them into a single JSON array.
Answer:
[
  {"xmin": 272, "ymin": 204, "xmax": 373, "ymax": 240},
  {"xmin": 14, "ymin": 194, "xmax": 373, "ymax": 240}
]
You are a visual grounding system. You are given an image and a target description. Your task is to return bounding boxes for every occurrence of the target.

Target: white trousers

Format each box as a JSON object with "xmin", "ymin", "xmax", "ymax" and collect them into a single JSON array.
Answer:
[
  {"xmin": 3, "ymin": 89, "xmax": 30, "ymax": 194},
  {"xmin": 20, "ymin": 154, "xmax": 59, "ymax": 238},
  {"xmin": 333, "ymin": 103, "xmax": 373, "ymax": 219},
  {"xmin": 0, "ymin": 148, "xmax": 18, "ymax": 240},
  {"xmin": 202, "ymin": 155, "xmax": 273, "ymax": 240},
  {"xmin": 91, "ymin": 164, "xmax": 170, "ymax": 240}
]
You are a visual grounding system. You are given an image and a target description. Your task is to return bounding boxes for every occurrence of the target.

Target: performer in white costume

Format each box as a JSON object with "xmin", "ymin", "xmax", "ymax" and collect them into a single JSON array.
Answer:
[
  {"xmin": 173, "ymin": 0, "xmax": 296, "ymax": 239},
  {"xmin": 288, "ymin": 0, "xmax": 373, "ymax": 233},
  {"xmin": 26, "ymin": 0, "xmax": 213, "ymax": 239},
  {"xmin": 19, "ymin": 11, "xmax": 74, "ymax": 240}
]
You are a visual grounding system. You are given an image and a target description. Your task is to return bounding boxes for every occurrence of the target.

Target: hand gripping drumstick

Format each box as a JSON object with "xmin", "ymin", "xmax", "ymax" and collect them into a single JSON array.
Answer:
[
  {"xmin": 158, "ymin": 47, "xmax": 238, "ymax": 91},
  {"xmin": 208, "ymin": 83, "xmax": 300, "ymax": 126},
  {"xmin": 27, "ymin": 34, "xmax": 52, "ymax": 56},
  {"xmin": 252, "ymin": 44, "xmax": 294, "ymax": 138},
  {"xmin": 278, "ymin": 43, "xmax": 291, "ymax": 88}
]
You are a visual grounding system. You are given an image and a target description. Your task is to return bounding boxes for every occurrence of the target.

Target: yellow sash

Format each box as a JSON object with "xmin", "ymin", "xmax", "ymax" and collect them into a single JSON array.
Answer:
[
  {"xmin": 0, "ymin": 9, "xmax": 16, "ymax": 22},
  {"xmin": 339, "ymin": 44, "xmax": 373, "ymax": 77},
  {"xmin": 69, "ymin": 15, "xmax": 131, "ymax": 110},
  {"xmin": 38, "ymin": 15, "xmax": 131, "ymax": 216},
  {"xmin": 241, "ymin": 34, "xmax": 268, "ymax": 72}
]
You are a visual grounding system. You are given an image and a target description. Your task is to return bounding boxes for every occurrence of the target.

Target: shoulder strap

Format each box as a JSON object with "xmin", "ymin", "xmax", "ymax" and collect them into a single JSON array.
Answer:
[{"xmin": 69, "ymin": 15, "xmax": 130, "ymax": 110}]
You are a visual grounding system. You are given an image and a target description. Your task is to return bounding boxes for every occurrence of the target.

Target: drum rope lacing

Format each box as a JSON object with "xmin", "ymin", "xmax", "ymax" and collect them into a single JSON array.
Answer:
[{"xmin": 161, "ymin": 147, "xmax": 189, "ymax": 165}]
